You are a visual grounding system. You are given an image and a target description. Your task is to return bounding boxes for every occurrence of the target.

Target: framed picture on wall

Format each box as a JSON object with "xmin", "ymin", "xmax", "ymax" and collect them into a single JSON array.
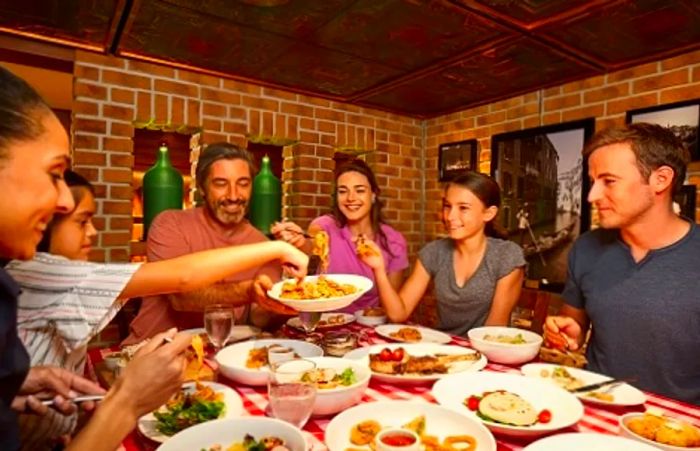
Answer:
[
  {"xmin": 626, "ymin": 99, "xmax": 700, "ymax": 161},
  {"xmin": 490, "ymin": 118, "xmax": 595, "ymax": 291},
  {"xmin": 438, "ymin": 139, "xmax": 478, "ymax": 181}
]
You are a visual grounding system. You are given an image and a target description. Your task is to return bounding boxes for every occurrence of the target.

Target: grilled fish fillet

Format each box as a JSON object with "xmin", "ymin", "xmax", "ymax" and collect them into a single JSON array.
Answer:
[{"xmin": 369, "ymin": 351, "xmax": 481, "ymax": 375}]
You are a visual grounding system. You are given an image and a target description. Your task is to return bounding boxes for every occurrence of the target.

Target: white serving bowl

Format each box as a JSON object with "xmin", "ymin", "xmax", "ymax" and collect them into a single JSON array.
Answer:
[
  {"xmin": 354, "ymin": 309, "xmax": 387, "ymax": 326},
  {"xmin": 156, "ymin": 417, "xmax": 307, "ymax": 451},
  {"xmin": 215, "ymin": 339, "xmax": 324, "ymax": 386},
  {"xmin": 467, "ymin": 326, "xmax": 542, "ymax": 365},
  {"xmin": 306, "ymin": 356, "xmax": 370, "ymax": 416},
  {"xmin": 324, "ymin": 400, "xmax": 496, "ymax": 451},
  {"xmin": 619, "ymin": 413, "xmax": 700, "ymax": 451},
  {"xmin": 432, "ymin": 371, "xmax": 584, "ymax": 438},
  {"xmin": 267, "ymin": 274, "xmax": 373, "ymax": 312}
]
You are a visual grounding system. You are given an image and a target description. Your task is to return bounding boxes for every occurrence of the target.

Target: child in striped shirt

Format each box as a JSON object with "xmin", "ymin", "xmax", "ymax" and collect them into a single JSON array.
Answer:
[{"xmin": 7, "ymin": 170, "xmax": 307, "ymax": 450}]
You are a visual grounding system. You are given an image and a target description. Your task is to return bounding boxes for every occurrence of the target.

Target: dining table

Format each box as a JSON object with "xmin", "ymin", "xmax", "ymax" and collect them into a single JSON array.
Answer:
[{"xmin": 86, "ymin": 322, "xmax": 700, "ymax": 451}]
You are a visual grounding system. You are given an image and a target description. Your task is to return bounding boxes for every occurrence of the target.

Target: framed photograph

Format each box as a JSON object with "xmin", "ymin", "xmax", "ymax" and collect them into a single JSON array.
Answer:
[
  {"xmin": 490, "ymin": 118, "xmax": 596, "ymax": 291},
  {"xmin": 626, "ymin": 99, "xmax": 700, "ymax": 161},
  {"xmin": 675, "ymin": 184, "xmax": 697, "ymax": 220},
  {"xmin": 438, "ymin": 139, "xmax": 478, "ymax": 181}
]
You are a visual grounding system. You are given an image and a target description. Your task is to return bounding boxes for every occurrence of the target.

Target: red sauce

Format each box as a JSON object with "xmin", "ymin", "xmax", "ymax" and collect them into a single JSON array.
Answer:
[{"xmin": 381, "ymin": 434, "xmax": 416, "ymax": 447}]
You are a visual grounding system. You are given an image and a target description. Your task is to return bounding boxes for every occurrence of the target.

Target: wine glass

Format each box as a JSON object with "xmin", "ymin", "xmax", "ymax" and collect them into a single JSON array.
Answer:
[
  {"xmin": 298, "ymin": 311, "xmax": 323, "ymax": 338},
  {"xmin": 268, "ymin": 359, "xmax": 317, "ymax": 428},
  {"xmin": 204, "ymin": 304, "xmax": 234, "ymax": 351},
  {"xmin": 293, "ymin": 254, "xmax": 324, "ymax": 341}
]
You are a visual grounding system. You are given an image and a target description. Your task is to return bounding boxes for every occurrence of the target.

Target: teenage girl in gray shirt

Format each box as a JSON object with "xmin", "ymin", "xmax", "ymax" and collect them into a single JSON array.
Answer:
[{"xmin": 358, "ymin": 172, "xmax": 526, "ymax": 337}]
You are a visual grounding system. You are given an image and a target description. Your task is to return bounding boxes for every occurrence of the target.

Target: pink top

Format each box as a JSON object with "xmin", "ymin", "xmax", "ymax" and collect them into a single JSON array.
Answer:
[
  {"xmin": 311, "ymin": 215, "xmax": 408, "ymax": 313},
  {"xmin": 123, "ymin": 207, "xmax": 280, "ymax": 344}
]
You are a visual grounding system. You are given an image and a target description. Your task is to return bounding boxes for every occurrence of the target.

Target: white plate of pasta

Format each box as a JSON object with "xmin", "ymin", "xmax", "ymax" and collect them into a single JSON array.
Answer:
[{"xmin": 267, "ymin": 274, "xmax": 373, "ymax": 312}]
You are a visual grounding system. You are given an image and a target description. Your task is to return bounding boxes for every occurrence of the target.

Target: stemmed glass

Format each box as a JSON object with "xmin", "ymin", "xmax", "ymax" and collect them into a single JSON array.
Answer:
[
  {"xmin": 297, "ymin": 311, "xmax": 323, "ymax": 340},
  {"xmin": 288, "ymin": 255, "xmax": 324, "ymax": 341},
  {"xmin": 204, "ymin": 304, "xmax": 234, "ymax": 351},
  {"xmin": 268, "ymin": 359, "xmax": 317, "ymax": 428}
]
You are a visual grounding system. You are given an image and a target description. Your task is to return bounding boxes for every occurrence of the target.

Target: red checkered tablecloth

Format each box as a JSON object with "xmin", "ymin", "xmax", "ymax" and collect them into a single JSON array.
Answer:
[{"xmin": 88, "ymin": 324, "xmax": 700, "ymax": 451}]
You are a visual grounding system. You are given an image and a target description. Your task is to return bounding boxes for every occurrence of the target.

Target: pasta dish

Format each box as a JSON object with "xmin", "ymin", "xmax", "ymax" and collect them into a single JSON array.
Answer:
[
  {"xmin": 279, "ymin": 275, "xmax": 357, "ymax": 300},
  {"xmin": 356, "ymin": 234, "xmax": 379, "ymax": 258},
  {"xmin": 311, "ymin": 230, "xmax": 329, "ymax": 273}
]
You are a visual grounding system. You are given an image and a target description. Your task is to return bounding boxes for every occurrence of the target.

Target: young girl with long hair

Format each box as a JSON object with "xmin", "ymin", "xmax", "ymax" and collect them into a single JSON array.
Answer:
[{"xmin": 359, "ymin": 172, "xmax": 525, "ymax": 336}]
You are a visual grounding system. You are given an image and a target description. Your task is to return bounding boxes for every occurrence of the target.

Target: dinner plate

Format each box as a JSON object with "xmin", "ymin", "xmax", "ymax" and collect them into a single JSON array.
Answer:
[
  {"xmin": 521, "ymin": 363, "xmax": 647, "ymax": 407},
  {"xmin": 268, "ymin": 274, "xmax": 373, "ymax": 312},
  {"xmin": 432, "ymin": 371, "xmax": 584, "ymax": 438},
  {"xmin": 286, "ymin": 312, "xmax": 355, "ymax": 330},
  {"xmin": 375, "ymin": 324, "xmax": 452, "ymax": 344},
  {"xmin": 183, "ymin": 325, "xmax": 261, "ymax": 344},
  {"xmin": 523, "ymin": 432, "xmax": 660, "ymax": 451},
  {"xmin": 155, "ymin": 417, "xmax": 307, "ymax": 451},
  {"xmin": 343, "ymin": 343, "xmax": 486, "ymax": 384},
  {"xmin": 138, "ymin": 381, "xmax": 243, "ymax": 443},
  {"xmin": 324, "ymin": 400, "xmax": 496, "ymax": 451}
]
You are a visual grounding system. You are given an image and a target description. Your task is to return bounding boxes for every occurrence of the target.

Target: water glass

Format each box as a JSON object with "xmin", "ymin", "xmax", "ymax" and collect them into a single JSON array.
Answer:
[
  {"xmin": 204, "ymin": 304, "xmax": 234, "ymax": 350},
  {"xmin": 268, "ymin": 359, "xmax": 317, "ymax": 428}
]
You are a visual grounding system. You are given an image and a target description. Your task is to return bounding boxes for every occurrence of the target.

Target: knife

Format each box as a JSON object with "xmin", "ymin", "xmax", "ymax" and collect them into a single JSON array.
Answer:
[{"xmin": 569, "ymin": 378, "xmax": 636, "ymax": 393}]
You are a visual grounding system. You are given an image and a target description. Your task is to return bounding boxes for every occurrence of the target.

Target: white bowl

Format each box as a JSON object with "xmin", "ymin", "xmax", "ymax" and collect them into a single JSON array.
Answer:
[
  {"xmin": 354, "ymin": 310, "xmax": 387, "ymax": 326},
  {"xmin": 619, "ymin": 413, "xmax": 700, "ymax": 451},
  {"xmin": 324, "ymin": 400, "xmax": 496, "ymax": 451},
  {"xmin": 306, "ymin": 356, "xmax": 370, "ymax": 416},
  {"xmin": 215, "ymin": 339, "xmax": 324, "ymax": 386},
  {"xmin": 432, "ymin": 371, "xmax": 584, "ymax": 438},
  {"xmin": 155, "ymin": 417, "xmax": 307, "ymax": 451},
  {"xmin": 467, "ymin": 326, "xmax": 542, "ymax": 365},
  {"xmin": 524, "ymin": 432, "xmax": 661, "ymax": 451},
  {"xmin": 267, "ymin": 274, "xmax": 374, "ymax": 312}
]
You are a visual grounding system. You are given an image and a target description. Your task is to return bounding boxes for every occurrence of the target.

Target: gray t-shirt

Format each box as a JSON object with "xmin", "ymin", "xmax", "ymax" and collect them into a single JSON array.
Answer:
[
  {"xmin": 419, "ymin": 237, "xmax": 526, "ymax": 337},
  {"xmin": 563, "ymin": 223, "xmax": 700, "ymax": 405}
]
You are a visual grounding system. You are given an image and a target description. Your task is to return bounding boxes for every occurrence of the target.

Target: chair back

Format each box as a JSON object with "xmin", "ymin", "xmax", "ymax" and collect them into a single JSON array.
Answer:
[{"xmin": 515, "ymin": 286, "xmax": 559, "ymax": 334}]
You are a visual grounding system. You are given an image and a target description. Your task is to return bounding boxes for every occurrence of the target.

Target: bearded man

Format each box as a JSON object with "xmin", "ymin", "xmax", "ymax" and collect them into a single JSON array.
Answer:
[{"xmin": 125, "ymin": 143, "xmax": 281, "ymax": 343}]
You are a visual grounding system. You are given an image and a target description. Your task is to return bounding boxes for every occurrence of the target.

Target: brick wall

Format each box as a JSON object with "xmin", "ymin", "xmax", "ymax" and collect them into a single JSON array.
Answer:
[
  {"xmin": 425, "ymin": 49, "xmax": 700, "ymax": 241},
  {"xmin": 71, "ymin": 51, "xmax": 424, "ymax": 264},
  {"xmin": 74, "ymin": 47, "xmax": 700, "ymax": 343}
]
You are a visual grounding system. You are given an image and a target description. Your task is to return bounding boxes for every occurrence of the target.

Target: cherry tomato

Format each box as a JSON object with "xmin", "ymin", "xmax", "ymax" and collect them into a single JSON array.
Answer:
[
  {"xmin": 379, "ymin": 348, "xmax": 393, "ymax": 362},
  {"xmin": 466, "ymin": 395, "xmax": 480, "ymax": 411},
  {"xmin": 391, "ymin": 348, "xmax": 405, "ymax": 361},
  {"xmin": 538, "ymin": 409, "xmax": 552, "ymax": 424}
]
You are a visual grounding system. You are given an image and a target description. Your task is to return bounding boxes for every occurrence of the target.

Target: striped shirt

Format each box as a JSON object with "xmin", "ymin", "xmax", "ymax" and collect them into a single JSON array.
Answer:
[{"xmin": 6, "ymin": 252, "xmax": 140, "ymax": 450}]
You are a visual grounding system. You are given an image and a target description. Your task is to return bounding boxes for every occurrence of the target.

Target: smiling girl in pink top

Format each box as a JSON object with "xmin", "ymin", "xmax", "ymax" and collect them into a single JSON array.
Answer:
[{"xmin": 272, "ymin": 159, "xmax": 408, "ymax": 313}]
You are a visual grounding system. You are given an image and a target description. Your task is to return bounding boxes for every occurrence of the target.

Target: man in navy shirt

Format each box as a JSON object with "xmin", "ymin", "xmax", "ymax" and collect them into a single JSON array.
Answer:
[{"xmin": 545, "ymin": 123, "xmax": 700, "ymax": 405}]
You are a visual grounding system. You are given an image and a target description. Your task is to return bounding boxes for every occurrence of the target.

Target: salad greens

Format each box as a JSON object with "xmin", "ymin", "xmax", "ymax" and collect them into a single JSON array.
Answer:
[
  {"xmin": 154, "ymin": 392, "xmax": 224, "ymax": 436},
  {"xmin": 338, "ymin": 367, "xmax": 357, "ymax": 385}
]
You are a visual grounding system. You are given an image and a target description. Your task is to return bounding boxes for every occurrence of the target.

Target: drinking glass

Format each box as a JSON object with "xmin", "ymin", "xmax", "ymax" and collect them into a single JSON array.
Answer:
[
  {"xmin": 204, "ymin": 304, "xmax": 234, "ymax": 351},
  {"xmin": 268, "ymin": 359, "xmax": 317, "ymax": 428}
]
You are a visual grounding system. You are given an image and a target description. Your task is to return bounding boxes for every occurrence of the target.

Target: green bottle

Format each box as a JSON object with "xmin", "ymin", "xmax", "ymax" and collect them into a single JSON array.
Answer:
[
  {"xmin": 249, "ymin": 154, "xmax": 281, "ymax": 235},
  {"xmin": 142, "ymin": 144, "xmax": 183, "ymax": 238}
]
